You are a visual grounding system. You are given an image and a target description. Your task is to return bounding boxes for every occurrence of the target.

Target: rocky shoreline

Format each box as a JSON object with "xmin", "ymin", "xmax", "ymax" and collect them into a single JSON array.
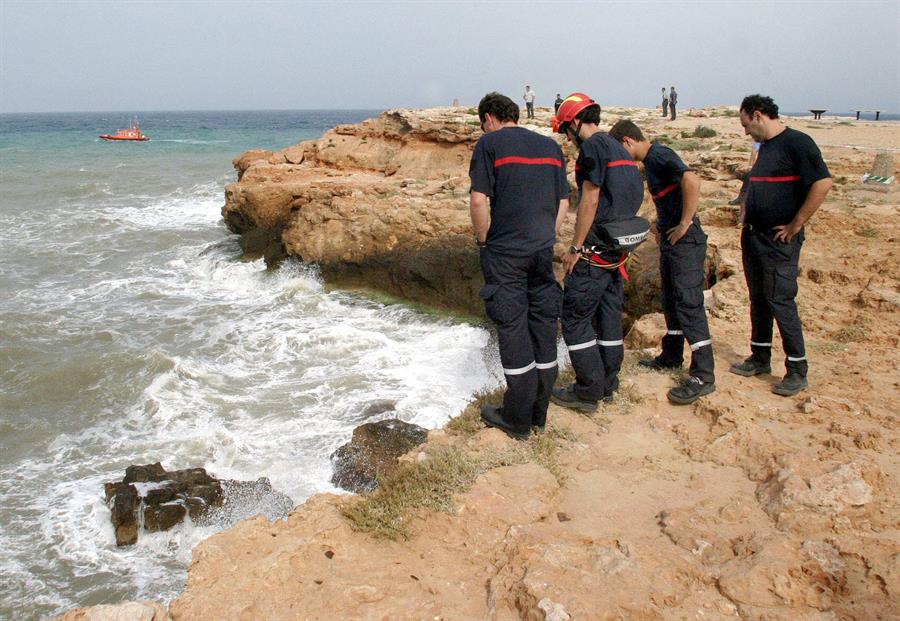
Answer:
[{"xmin": 57, "ymin": 107, "xmax": 899, "ymax": 621}]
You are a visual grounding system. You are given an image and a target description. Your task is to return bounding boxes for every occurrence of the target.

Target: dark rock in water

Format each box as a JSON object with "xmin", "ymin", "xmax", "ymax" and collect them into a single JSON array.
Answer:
[
  {"xmin": 108, "ymin": 483, "xmax": 139, "ymax": 546},
  {"xmin": 124, "ymin": 462, "xmax": 167, "ymax": 484},
  {"xmin": 362, "ymin": 400, "xmax": 397, "ymax": 418},
  {"xmin": 330, "ymin": 419, "xmax": 428, "ymax": 493},
  {"xmin": 105, "ymin": 463, "xmax": 293, "ymax": 547},
  {"xmin": 144, "ymin": 503, "xmax": 186, "ymax": 532}
]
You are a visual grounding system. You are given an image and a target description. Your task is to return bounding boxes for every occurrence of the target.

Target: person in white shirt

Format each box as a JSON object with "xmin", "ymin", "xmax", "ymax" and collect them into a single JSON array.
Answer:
[{"xmin": 523, "ymin": 85, "xmax": 536, "ymax": 119}]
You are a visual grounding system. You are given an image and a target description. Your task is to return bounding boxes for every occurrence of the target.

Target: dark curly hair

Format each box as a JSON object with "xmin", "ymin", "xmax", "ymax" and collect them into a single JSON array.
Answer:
[
  {"xmin": 478, "ymin": 92, "xmax": 519, "ymax": 124},
  {"xmin": 740, "ymin": 94, "xmax": 779, "ymax": 119}
]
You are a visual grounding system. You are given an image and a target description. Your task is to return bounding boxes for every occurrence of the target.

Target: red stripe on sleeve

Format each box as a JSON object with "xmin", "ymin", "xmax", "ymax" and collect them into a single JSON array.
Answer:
[
  {"xmin": 652, "ymin": 183, "xmax": 679, "ymax": 200},
  {"xmin": 749, "ymin": 175, "xmax": 801, "ymax": 182},
  {"xmin": 494, "ymin": 156, "xmax": 563, "ymax": 168},
  {"xmin": 607, "ymin": 160, "xmax": 638, "ymax": 168}
]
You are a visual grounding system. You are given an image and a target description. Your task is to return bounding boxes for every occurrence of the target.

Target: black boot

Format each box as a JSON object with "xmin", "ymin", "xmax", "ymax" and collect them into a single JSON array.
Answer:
[
  {"xmin": 480, "ymin": 405, "xmax": 530, "ymax": 440},
  {"xmin": 771, "ymin": 373, "xmax": 808, "ymax": 397},
  {"xmin": 550, "ymin": 386, "xmax": 598, "ymax": 413},
  {"xmin": 729, "ymin": 356, "xmax": 771, "ymax": 377},
  {"xmin": 667, "ymin": 376, "xmax": 715, "ymax": 405}
]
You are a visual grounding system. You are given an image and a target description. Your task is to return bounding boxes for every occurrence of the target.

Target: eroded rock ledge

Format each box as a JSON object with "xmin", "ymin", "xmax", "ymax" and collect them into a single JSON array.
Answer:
[{"xmin": 223, "ymin": 107, "xmax": 486, "ymax": 315}]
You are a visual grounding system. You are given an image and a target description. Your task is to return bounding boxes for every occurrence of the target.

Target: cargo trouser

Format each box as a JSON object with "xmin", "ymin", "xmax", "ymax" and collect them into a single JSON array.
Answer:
[
  {"xmin": 741, "ymin": 226, "xmax": 808, "ymax": 376},
  {"xmin": 561, "ymin": 260, "xmax": 624, "ymax": 401},
  {"xmin": 479, "ymin": 247, "xmax": 562, "ymax": 431},
  {"xmin": 658, "ymin": 225, "xmax": 715, "ymax": 383}
]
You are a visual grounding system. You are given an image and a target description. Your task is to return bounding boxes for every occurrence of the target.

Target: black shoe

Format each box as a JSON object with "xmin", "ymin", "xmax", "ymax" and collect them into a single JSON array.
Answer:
[
  {"xmin": 480, "ymin": 405, "xmax": 530, "ymax": 440},
  {"xmin": 772, "ymin": 373, "xmax": 808, "ymax": 397},
  {"xmin": 728, "ymin": 196, "xmax": 743, "ymax": 206},
  {"xmin": 550, "ymin": 386, "xmax": 598, "ymax": 413},
  {"xmin": 638, "ymin": 356, "xmax": 683, "ymax": 371},
  {"xmin": 729, "ymin": 356, "xmax": 771, "ymax": 377},
  {"xmin": 532, "ymin": 424, "xmax": 546, "ymax": 434},
  {"xmin": 667, "ymin": 377, "xmax": 716, "ymax": 405}
]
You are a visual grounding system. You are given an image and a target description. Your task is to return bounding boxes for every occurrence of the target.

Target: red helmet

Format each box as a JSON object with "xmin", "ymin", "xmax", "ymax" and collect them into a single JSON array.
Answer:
[{"xmin": 552, "ymin": 92, "xmax": 598, "ymax": 133}]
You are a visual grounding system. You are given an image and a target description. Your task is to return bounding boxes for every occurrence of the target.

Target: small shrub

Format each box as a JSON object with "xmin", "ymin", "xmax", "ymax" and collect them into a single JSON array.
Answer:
[
  {"xmin": 855, "ymin": 226, "xmax": 878, "ymax": 238},
  {"xmin": 692, "ymin": 125, "xmax": 717, "ymax": 138},
  {"xmin": 466, "ymin": 108, "xmax": 478, "ymax": 115},
  {"xmin": 832, "ymin": 322, "xmax": 867, "ymax": 343}
]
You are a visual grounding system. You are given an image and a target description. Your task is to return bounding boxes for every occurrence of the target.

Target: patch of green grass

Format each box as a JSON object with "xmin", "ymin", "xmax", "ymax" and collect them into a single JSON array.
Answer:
[
  {"xmin": 813, "ymin": 340, "xmax": 850, "ymax": 354},
  {"xmin": 691, "ymin": 125, "xmax": 717, "ymax": 138},
  {"xmin": 855, "ymin": 226, "xmax": 878, "ymax": 238},
  {"xmin": 446, "ymin": 389, "xmax": 503, "ymax": 436},
  {"xmin": 466, "ymin": 108, "xmax": 478, "ymax": 115},
  {"xmin": 342, "ymin": 421, "xmax": 576, "ymax": 539},
  {"xmin": 832, "ymin": 323, "xmax": 867, "ymax": 344},
  {"xmin": 341, "ymin": 446, "xmax": 482, "ymax": 539}
]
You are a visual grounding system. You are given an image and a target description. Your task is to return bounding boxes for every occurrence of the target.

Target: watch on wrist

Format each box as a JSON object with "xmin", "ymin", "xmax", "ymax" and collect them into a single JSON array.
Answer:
[
  {"xmin": 476, "ymin": 238, "xmax": 487, "ymax": 248},
  {"xmin": 568, "ymin": 245, "xmax": 582, "ymax": 254}
]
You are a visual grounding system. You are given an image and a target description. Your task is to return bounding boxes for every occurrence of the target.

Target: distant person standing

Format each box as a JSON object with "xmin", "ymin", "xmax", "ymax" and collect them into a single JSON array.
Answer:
[
  {"xmin": 469, "ymin": 92, "xmax": 570, "ymax": 439},
  {"xmin": 730, "ymin": 94, "xmax": 833, "ymax": 396},
  {"xmin": 523, "ymin": 85, "xmax": 536, "ymax": 119},
  {"xmin": 609, "ymin": 120, "xmax": 715, "ymax": 405},
  {"xmin": 669, "ymin": 86, "xmax": 678, "ymax": 120},
  {"xmin": 554, "ymin": 93, "xmax": 564, "ymax": 114},
  {"xmin": 661, "ymin": 87, "xmax": 669, "ymax": 118}
]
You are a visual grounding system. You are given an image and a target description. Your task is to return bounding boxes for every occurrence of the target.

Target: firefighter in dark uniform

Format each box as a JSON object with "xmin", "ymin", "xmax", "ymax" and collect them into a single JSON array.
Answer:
[
  {"xmin": 469, "ymin": 92, "xmax": 570, "ymax": 439},
  {"xmin": 549, "ymin": 93, "xmax": 644, "ymax": 413},
  {"xmin": 609, "ymin": 120, "xmax": 716, "ymax": 404},
  {"xmin": 731, "ymin": 94, "xmax": 833, "ymax": 396}
]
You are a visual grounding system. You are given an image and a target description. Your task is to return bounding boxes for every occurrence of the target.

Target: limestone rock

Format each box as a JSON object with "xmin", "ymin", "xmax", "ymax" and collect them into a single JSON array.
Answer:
[
  {"xmin": 52, "ymin": 600, "xmax": 170, "ymax": 621},
  {"xmin": 330, "ymin": 418, "xmax": 428, "ymax": 492}
]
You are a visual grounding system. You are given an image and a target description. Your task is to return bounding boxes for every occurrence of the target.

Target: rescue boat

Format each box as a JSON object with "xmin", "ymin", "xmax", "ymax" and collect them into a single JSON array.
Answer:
[{"xmin": 100, "ymin": 119, "xmax": 149, "ymax": 142}]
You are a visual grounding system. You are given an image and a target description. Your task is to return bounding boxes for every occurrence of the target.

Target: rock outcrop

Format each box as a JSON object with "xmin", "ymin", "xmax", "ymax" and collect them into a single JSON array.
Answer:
[
  {"xmin": 105, "ymin": 463, "xmax": 293, "ymax": 546},
  {"xmin": 223, "ymin": 107, "xmax": 484, "ymax": 315},
  {"xmin": 330, "ymin": 418, "xmax": 428, "ymax": 493}
]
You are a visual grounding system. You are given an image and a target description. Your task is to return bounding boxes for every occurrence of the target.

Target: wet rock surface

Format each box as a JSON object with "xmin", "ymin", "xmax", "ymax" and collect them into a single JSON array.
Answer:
[
  {"xmin": 105, "ymin": 463, "xmax": 293, "ymax": 546},
  {"xmin": 330, "ymin": 418, "xmax": 428, "ymax": 493}
]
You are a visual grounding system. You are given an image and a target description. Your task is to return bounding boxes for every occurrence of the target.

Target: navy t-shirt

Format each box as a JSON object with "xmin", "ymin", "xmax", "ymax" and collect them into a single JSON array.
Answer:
[
  {"xmin": 469, "ymin": 126, "xmax": 569, "ymax": 256},
  {"xmin": 745, "ymin": 127, "xmax": 831, "ymax": 230},
  {"xmin": 644, "ymin": 142, "xmax": 698, "ymax": 231},
  {"xmin": 575, "ymin": 132, "xmax": 644, "ymax": 239}
]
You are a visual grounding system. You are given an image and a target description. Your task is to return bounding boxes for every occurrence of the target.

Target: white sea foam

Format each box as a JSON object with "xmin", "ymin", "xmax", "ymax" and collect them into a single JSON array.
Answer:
[{"xmin": 1, "ymin": 132, "xmax": 506, "ymax": 619}]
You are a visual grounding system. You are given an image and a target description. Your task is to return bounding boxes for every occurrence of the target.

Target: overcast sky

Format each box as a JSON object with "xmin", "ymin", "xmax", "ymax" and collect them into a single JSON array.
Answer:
[{"xmin": 1, "ymin": 0, "xmax": 898, "ymax": 114}]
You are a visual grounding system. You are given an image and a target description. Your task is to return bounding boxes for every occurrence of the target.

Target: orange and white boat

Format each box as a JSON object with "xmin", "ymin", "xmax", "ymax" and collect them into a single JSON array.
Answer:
[{"xmin": 100, "ymin": 119, "xmax": 149, "ymax": 141}]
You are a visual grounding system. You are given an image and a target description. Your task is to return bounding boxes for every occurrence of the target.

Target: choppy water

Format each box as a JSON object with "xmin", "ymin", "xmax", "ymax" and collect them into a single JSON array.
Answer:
[{"xmin": 0, "ymin": 111, "xmax": 503, "ymax": 619}]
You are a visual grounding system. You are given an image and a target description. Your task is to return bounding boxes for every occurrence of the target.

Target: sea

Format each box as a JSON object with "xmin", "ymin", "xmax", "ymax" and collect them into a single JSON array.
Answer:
[{"xmin": 0, "ymin": 110, "xmax": 504, "ymax": 620}]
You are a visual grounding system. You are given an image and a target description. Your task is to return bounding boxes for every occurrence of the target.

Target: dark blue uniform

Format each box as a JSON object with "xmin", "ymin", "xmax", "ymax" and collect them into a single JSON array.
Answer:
[
  {"xmin": 644, "ymin": 143, "xmax": 714, "ymax": 383},
  {"xmin": 562, "ymin": 133, "xmax": 643, "ymax": 400},
  {"xmin": 742, "ymin": 127, "xmax": 830, "ymax": 377},
  {"xmin": 470, "ymin": 126, "xmax": 569, "ymax": 432}
]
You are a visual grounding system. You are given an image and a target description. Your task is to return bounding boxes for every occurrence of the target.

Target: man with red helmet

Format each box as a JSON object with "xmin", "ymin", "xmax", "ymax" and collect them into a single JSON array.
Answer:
[
  {"xmin": 470, "ymin": 92, "xmax": 570, "ymax": 439},
  {"xmin": 550, "ymin": 93, "xmax": 644, "ymax": 412}
]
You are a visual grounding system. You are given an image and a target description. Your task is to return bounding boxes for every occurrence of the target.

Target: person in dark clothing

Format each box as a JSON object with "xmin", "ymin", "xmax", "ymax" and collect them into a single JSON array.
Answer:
[
  {"xmin": 609, "ymin": 120, "xmax": 715, "ymax": 404},
  {"xmin": 469, "ymin": 92, "xmax": 570, "ymax": 439},
  {"xmin": 730, "ymin": 94, "xmax": 833, "ymax": 396},
  {"xmin": 549, "ymin": 93, "xmax": 644, "ymax": 413},
  {"xmin": 661, "ymin": 87, "xmax": 668, "ymax": 118},
  {"xmin": 669, "ymin": 86, "xmax": 678, "ymax": 120},
  {"xmin": 554, "ymin": 93, "xmax": 564, "ymax": 114}
]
